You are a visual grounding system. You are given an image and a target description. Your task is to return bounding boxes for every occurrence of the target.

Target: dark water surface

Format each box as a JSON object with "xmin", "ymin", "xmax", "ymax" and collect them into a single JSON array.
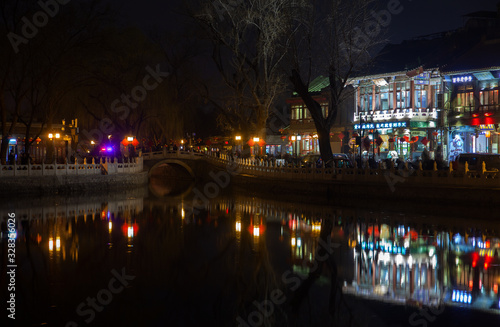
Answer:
[{"xmin": 1, "ymin": 176, "xmax": 499, "ymax": 327}]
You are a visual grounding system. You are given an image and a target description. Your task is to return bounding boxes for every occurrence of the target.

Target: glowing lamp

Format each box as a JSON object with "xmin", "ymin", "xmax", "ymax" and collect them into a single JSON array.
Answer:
[
  {"xmin": 235, "ymin": 135, "xmax": 241, "ymax": 141},
  {"xmin": 472, "ymin": 113, "xmax": 479, "ymax": 118},
  {"xmin": 127, "ymin": 136, "xmax": 134, "ymax": 142},
  {"xmin": 48, "ymin": 133, "xmax": 53, "ymax": 139},
  {"xmin": 253, "ymin": 137, "xmax": 260, "ymax": 142},
  {"xmin": 484, "ymin": 112, "xmax": 493, "ymax": 117},
  {"xmin": 55, "ymin": 133, "xmax": 60, "ymax": 139},
  {"xmin": 290, "ymin": 136, "xmax": 296, "ymax": 141},
  {"xmin": 485, "ymin": 131, "xmax": 491, "ymax": 138}
]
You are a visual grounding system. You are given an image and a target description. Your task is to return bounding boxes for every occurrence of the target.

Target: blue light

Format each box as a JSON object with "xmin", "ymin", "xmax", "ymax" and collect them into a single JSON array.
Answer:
[
  {"xmin": 460, "ymin": 293, "xmax": 463, "ymax": 303},
  {"xmin": 467, "ymin": 294, "xmax": 471, "ymax": 304},
  {"xmin": 106, "ymin": 147, "xmax": 113, "ymax": 152},
  {"xmin": 402, "ymin": 248, "xmax": 406, "ymax": 255},
  {"xmin": 452, "ymin": 290, "xmax": 456, "ymax": 301}
]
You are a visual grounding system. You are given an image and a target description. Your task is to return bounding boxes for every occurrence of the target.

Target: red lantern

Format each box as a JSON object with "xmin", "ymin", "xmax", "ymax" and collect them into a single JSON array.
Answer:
[
  {"xmin": 258, "ymin": 139, "xmax": 266, "ymax": 147},
  {"xmin": 432, "ymin": 131, "xmax": 439, "ymax": 137},
  {"xmin": 132, "ymin": 139, "xmax": 139, "ymax": 147},
  {"xmin": 403, "ymin": 136, "xmax": 410, "ymax": 142},
  {"xmin": 247, "ymin": 139, "xmax": 255, "ymax": 147},
  {"xmin": 353, "ymin": 132, "xmax": 359, "ymax": 137},
  {"xmin": 400, "ymin": 138, "xmax": 406, "ymax": 143},
  {"xmin": 121, "ymin": 139, "xmax": 129, "ymax": 146},
  {"xmin": 375, "ymin": 136, "xmax": 383, "ymax": 146},
  {"xmin": 338, "ymin": 132, "xmax": 345, "ymax": 140},
  {"xmin": 410, "ymin": 136, "xmax": 418, "ymax": 143},
  {"xmin": 388, "ymin": 138, "xmax": 394, "ymax": 143},
  {"xmin": 421, "ymin": 137, "xmax": 429, "ymax": 146},
  {"xmin": 280, "ymin": 135, "xmax": 287, "ymax": 140}
]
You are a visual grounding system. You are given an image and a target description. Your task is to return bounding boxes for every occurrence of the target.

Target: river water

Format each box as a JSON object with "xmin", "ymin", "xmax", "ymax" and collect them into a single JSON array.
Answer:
[{"xmin": 1, "ymin": 175, "xmax": 499, "ymax": 327}]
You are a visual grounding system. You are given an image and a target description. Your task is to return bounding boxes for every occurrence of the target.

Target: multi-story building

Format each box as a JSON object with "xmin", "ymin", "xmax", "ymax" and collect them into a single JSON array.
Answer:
[
  {"xmin": 285, "ymin": 76, "xmax": 354, "ymax": 156},
  {"xmin": 441, "ymin": 38, "xmax": 500, "ymax": 160},
  {"xmin": 351, "ymin": 67, "xmax": 441, "ymax": 161}
]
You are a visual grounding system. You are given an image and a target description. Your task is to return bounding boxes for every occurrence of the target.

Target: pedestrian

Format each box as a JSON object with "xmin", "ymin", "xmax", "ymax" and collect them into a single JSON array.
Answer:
[{"xmin": 8, "ymin": 150, "xmax": 15, "ymax": 165}]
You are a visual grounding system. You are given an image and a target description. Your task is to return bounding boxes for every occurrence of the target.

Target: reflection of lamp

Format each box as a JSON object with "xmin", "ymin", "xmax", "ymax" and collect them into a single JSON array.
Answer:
[
  {"xmin": 49, "ymin": 237, "xmax": 54, "ymax": 251},
  {"xmin": 235, "ymin": 221, "xmax": 241, "ymax": 232},
  {"xmin": 253, "ymin": 226, "xmax": 260, "ymax": 237}
]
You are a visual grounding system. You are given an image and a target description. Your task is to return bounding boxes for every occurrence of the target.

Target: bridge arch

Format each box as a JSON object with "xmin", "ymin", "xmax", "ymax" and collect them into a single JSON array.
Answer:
[{"xmin": 148, "ymin": 159, "xmax": 196, "ymax": 179}]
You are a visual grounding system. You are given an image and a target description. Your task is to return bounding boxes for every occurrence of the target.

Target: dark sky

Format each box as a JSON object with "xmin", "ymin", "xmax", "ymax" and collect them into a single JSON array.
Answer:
[{"xmin": 110, "ymin": 0, "xmax": 499, "ymax": 43}]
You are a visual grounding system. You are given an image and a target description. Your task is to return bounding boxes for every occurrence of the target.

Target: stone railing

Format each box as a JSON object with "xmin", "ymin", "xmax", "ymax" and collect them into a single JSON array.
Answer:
[
  {"xmin": 201, "ymin": 152, "xmax": 500, "ymax": 188},
  {"xmin": 0, "ymin": 157, "xmax": 143, "ymax": 177}
]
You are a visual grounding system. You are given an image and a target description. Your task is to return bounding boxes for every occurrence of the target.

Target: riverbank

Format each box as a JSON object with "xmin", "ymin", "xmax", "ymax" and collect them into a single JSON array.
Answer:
[{"xmin": 0, "ymin": 171, "xmax": 148, "ymax": 198}]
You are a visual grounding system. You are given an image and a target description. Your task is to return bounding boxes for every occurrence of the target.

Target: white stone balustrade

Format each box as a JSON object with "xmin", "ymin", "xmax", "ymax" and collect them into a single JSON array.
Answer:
[{"xmin": 0, "ymin": 157, "xmax": 143, "ymax": 177}]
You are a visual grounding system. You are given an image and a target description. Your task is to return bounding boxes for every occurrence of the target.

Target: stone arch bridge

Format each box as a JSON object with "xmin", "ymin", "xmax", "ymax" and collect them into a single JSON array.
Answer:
[{"xmin": 142, "ymin": 151, "xmax": 213, "ymax": 179}]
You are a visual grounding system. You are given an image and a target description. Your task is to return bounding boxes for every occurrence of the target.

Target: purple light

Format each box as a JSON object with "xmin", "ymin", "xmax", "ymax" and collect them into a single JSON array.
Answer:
[{"xmin": 106, "ymin": 147, "xmax": 113, "ymax": 152}]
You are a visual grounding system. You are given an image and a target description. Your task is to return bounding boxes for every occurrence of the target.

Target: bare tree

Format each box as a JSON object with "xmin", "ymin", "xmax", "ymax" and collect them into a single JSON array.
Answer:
[
  {"xmin": 0, "ymin": 0, "xmax": 114, "ymax": 163},
  {"xmin": 189, "ymin": 0, "xmax": 296, "ymax": 140},
  {"xmin": 288, "ymin": 0, "xmax": 386, "ymax": 162}
]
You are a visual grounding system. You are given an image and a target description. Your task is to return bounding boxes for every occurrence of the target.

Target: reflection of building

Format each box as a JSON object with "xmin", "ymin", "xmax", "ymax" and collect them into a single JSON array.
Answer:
[
  {"xmin": 346, "ymin": 221, "xmax": 500, "ymax": 310},
  {"xmin": 350, "ymin": 223, "xmax": 441, "ymax": 303}
]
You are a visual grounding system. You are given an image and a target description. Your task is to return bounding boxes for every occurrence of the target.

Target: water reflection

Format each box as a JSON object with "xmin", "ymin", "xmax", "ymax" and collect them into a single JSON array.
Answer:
[{"xmin": 1, "ymin": 184, "xmax": 499, "ymax": 326}]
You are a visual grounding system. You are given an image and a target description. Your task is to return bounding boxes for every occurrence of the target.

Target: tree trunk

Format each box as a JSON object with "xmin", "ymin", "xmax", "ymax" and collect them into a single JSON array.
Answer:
[
  {"xmin": 0, "ymin": 136, "xmax": 9, "ymax": 165},
  {"xmin": 315, "ymin": 122, "xmax": 334, "ymax": 163},
  {"xmin": 290, "ymin": 70, "xmax": 334, "ymax": 163}
]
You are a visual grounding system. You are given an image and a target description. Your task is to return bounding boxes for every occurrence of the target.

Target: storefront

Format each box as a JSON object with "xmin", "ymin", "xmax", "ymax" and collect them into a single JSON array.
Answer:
[
  {"xmin": 448, "ymin": 124, "xmax": 500, "ymax": 161},
  {"xmin": 351, "ymin": 120, "xmax": 438, "ymax": 161}
]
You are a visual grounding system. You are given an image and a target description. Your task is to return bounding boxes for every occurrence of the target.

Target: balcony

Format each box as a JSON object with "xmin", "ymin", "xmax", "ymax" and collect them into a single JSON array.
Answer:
[{"xmin": 354, "ymin": 108, "xmax": 438, "ymax": 122}]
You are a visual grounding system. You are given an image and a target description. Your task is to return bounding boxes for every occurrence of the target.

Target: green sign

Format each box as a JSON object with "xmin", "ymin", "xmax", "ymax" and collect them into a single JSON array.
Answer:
[{"xmin": 410, "ymin": 121, "xmax": 437, "ymax": 128}]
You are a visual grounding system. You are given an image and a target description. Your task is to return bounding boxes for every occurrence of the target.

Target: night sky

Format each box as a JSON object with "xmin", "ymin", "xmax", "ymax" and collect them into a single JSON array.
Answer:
[{"xmin": 110, "ymin": 0, "xmax": 499, "ymax": 43}]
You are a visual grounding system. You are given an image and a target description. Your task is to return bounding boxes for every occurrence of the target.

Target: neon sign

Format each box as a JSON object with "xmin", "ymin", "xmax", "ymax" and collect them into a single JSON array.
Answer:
[
  {"xmin": 452, "ymin": 75, "xmax": 473, "ymax": 83},
  {"xmin": 355, "ymin": 121, "xmax": 407, "ymax": 130}
]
